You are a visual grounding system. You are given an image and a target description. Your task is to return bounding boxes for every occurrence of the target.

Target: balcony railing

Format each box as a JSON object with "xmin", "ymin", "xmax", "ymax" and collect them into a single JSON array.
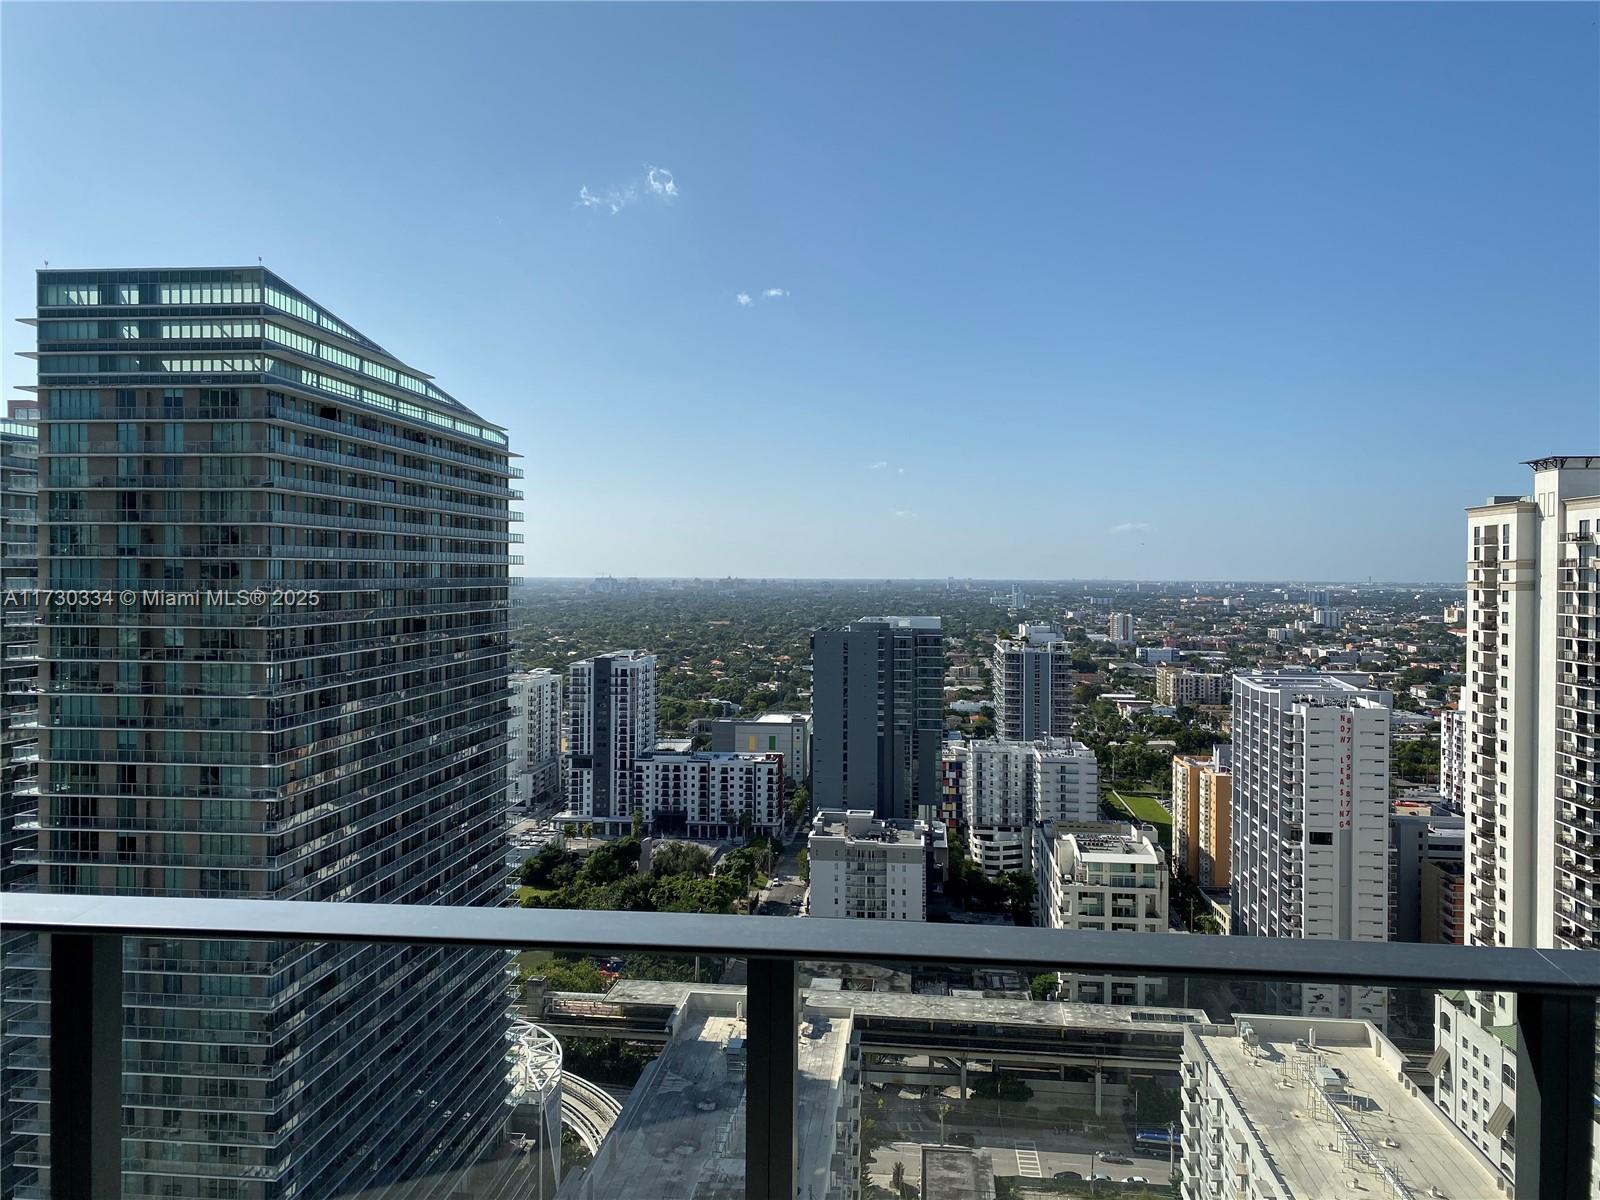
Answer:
[{"xmin": 4, "ymin": 892, "xmax": 1598, "ymax": 1200}]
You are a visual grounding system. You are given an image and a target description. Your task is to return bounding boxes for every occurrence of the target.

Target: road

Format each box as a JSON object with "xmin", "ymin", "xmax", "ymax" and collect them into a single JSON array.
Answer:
[{"xmin": 869, "ymin": 1139, "xmax": 1172, "ymax": 1190}]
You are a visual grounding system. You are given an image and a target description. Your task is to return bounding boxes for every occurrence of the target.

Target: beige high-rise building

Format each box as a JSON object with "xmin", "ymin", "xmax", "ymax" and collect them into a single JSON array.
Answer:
[
  {"xmin": 1155, "ymin": 663, "xmax": 1227, "ymax": 707},
  {"xmin": 1430, "ymin": 455, "xmax": 1600, "ymax": 1187},
  {"xmin": 1170, "ymin": 749, "xmax": 1231, "ymax": 888}
]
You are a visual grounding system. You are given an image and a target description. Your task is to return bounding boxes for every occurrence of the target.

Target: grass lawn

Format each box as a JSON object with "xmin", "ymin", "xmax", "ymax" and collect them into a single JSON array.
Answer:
[
  {"xmin": 1106, "ymin": 789, "xmax": 1173, "ymax": 848},
  {"xmin": 515, "ymin": 884, "xmax": 556, "ymax": 905}
]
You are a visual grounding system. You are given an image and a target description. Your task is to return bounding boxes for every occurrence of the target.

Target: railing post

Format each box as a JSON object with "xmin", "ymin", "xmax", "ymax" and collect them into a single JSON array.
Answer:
[
  {"xmin": 746, "ymin": 955, "xmax": 797, "ymax": 1200},
  {"xmin": 48, "ymin": 932, "xmax": 122, "ymax": 1200},
  {"xmin": 1515, "ymin": 990, "xmax": 1596, "ymax": 1200}
]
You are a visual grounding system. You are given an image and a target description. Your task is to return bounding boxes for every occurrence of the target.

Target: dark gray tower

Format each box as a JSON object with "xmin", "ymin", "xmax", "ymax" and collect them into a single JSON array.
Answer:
[{"xmin": 811, "ymin": 617, "xmax": 943, "ymax": 820}]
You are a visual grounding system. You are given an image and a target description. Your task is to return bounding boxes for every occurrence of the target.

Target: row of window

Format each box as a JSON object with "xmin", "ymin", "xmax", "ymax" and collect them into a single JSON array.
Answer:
[
  {"xmin": 42, "ymin": 355, "xmax": 266, "ymax": 375},
  {"xmin": 42, "ymin": 283, "xmax": 263, "ymax": 306},
  {"xmin": 40, "ymin": 320, "xmax": 264, "ymax": 341}
]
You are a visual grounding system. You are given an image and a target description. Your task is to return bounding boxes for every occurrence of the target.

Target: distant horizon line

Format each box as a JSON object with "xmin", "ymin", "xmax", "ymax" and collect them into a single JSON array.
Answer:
[{"xmin": 509, "ymin": 575, "xmax": 1466, "ymax": 588}]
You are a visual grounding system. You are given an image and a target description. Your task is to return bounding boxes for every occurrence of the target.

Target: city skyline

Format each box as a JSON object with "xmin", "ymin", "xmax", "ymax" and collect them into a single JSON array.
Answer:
[{"xmin": 4, "ymin": 2, "xmax": 1596, "ymax": 583}]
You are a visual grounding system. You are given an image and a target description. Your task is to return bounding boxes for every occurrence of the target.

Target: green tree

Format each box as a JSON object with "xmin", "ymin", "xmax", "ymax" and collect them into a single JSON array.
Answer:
[
  {"xmin": 1028, "ymin": 973, "xmax": 1057, "ymax": 1001},
  {"xmin": 540, "ymin": 957, "xmax": 605, "ymax": 993},
  {"xmin": 972, "ymin": 1072, "xmax": 1033, "ymax": 1103},
  {"xmin": 1001, "ymin": 872, "xmax": 1036, "ymax": 925},
  {"xmin": 787, "ymin": 784, "xmax": 811, "ymax": 826},
  {"xmin": 631, "ymin": 809, "xmax": 645, "ymax": 839},
  {"xmin": 520, "ymin": 842, "xmax": 567, "ymax": 888},
  {"xmin": 651, "ymin": 841, "xmax": 712, "ymax": 878},
  {"xmin": 891, "ymin": 1161, "xmax": 906, "ymax": 1197},
  {"xmin": 1133, "ymin": 1078, "xmax": 1181, "ymax": 1125}
]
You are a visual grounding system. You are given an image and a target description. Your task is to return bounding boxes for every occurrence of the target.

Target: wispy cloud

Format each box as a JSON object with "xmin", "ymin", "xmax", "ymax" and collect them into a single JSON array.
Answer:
[
  {"xmin": 646, "ymin": 166, "xmax": 678, "ymax": 197},
  {"xmin": 577, "ymin": 184, "xmax": 636, "ymax": 214},
  {"xmin": 578, "ymin": 164, "xmax": 679, "ymax": 214},
  {"xmin": 891, "ymin": 509, "xmax": 917, "ymax": 520},
  {"xmin": 896, "ymin": 467, "xmax": 905, "ymax": 475},
  {"xmin": 866, "ymin": 460, "xmax": 889, "ymax": 470},
  {"xmin": 762, "ymin": 288, "xmax": 789, "ymax": 299},
  {"xmin": 1109, "ymin": 521, "xmax": 1152, "ymax": 535},
  {"xmin": 736, "ymin": 293, "xmax": 753, "ymax": 307}
]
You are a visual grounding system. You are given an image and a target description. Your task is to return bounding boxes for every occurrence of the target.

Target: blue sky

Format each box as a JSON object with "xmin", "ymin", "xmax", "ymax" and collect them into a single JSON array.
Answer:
[{"xmin": 3, "ymin": 3, "xmax": 1595, "ymax": 582}]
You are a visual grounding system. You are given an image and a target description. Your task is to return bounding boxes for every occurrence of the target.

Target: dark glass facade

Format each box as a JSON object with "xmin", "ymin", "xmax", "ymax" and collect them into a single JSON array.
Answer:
[{"xmin": 4, "ymin": 268, "xmax": 522, "ymax": 1199}]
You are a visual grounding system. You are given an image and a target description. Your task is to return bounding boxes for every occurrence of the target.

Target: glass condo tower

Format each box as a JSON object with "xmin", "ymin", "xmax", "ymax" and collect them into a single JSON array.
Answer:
[{"xmin": 7, "ymin": 268, "xmax": 521, "ymax": 1199}]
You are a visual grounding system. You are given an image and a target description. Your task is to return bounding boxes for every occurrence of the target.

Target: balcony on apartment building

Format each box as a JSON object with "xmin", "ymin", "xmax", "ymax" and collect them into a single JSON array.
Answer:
[{"xmin": 3, "ymin": 893, "xmax": 1598, "ymax": 1200}]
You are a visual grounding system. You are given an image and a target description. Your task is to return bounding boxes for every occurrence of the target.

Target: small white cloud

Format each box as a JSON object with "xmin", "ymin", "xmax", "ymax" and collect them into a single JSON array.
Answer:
[
  {"xmin": 762, "ymin": 288, "xmax": 789, "ymax": 299},
  {"xmin": 896, "ymin": 467, "xmax": 905, "ymax": 475},
  {"xmin": 891, "ymin": 509, "xmax": 917, "ymax": 520},
  {"xmin": 646, "ymin": 165, "xmax": 678, "ymax": 198},
  {"xmin": 577, "ymin": 184, "xmax": 638, "ymax": 214},
  {"xmin": 736, "ymin": 293, "xmax": 753, "ymax": 307},
  {"xmin": 866, "ymin": 460, "xmax": 889, "ymax": 470},
  {"xmin": 1109, "ymin": 521, "xmax": 1152, "ymax": 535},
  {"xmin": 578, "ymin": 165, "xmax": 677, "ymax": 214}
]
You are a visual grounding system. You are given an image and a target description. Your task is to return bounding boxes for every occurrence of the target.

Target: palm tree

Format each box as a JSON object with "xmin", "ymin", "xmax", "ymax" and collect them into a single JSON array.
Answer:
[
  {"xmin": 890, "ymin": 1161, "xmax": 905, "ymax": 1198},
  {"xmin": 581, "ymin": 822, "xmax": 594, "ymax": 844}
]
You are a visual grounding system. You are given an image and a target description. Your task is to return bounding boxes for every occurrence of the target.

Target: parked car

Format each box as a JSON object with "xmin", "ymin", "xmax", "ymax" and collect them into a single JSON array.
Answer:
[
  {"xmin": 1127, "ymin": 1177, "xmax": 1150, "ymax": 1185},
  {"xmin": 1100, "ymin": 1154, "xmax": 1133, "ymax": 1165},
  {"xmin": 1052, "ymin": 1171, "xmax": 1082, "ymax": 1181}
]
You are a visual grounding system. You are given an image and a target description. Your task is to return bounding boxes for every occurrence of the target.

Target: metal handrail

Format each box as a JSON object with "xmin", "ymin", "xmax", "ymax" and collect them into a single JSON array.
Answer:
[{"xmin": 7, "ymin": 892, "xmax": 1600, "ymax": 993}]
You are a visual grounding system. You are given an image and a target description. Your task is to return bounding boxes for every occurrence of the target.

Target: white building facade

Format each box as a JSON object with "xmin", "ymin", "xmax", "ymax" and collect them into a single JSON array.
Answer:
[
  {"xmin": 1230, "ymin": 670, "xmax": 1392, "ymax": 1024},
  {"xmin": 1035, "ymin": 822, "xmax": 1168, "ymax": 1004},
  {"xmin": 710, "ymin": 712, "xmax": 811, "ymax": 784},
  {"xmin": 1180, "ymin": 1016, "xmax": 1499, "ymax": 1200},
  {"xmin": 509, "ymin": 669, "xmax": 562, "ymax": 807},
  {"xmin": 1430, "ymin": 456, "xmax": 1600, "ymax": 1187},
  {"xmin": 992, "ymin": 625, "xmax": 1074, "ymax": 741},
  {"xmin": 963, "ymin": 738, "xmax": 1099, "ymax": 878},
  {"xmin": 632, "ymin": 750, "xmax": 784, "ymax": 838},
  {"xmin": 1439, "ymin": 704, "xmax": 1467, "ymax": 810},
  {"xmin": 806, "ymin": 810, "xmax": 945, "ymax": 921}
]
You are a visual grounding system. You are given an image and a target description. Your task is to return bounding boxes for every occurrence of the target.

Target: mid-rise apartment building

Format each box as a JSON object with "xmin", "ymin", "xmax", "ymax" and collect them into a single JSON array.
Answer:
[
  {"xmin": 1180, "ymin": 1016, "xmax": 1498, "ymax": 1200},
  {"xmin": 1230, "ymin": 670, "xmax": 1392, "ymax": 1023},
  {"xmin": 632, "ymin": 749, "xmax": 783, "ymax": 837},
  {"xmin": 1169, "ymin": 748, "xmax": 1231, "ymax": 888},
  {"xmin": 806, "ymin": 809, "xmax": 947, "ymax": 921},
  {"xmin": 1431, "ymin": 456, "xmax": 1600, "ymax": 1184},
  {"xmin": 811, "ymin": 617, "xmax": 943, "ymax": 820},
  {"xmin": 963, "ymin": 737, "xmax": 1098, "ymax": 878},
  {"xmin": 1421, "ymin": 859, "xmax": 1467, "ymax": 944},
  {"xmin": 991, "ymin": 623, "xmax": 1073, "ymax": 740},
  {"xmin": 1388, "ymin": 812, "xmax": 1465, "ymax": 943},
  {"xmin": 509, "ymin": 668, "xmax": 561, "ymax": 807},
  {"xmin": 1034, "ymin": 822, "xmax": 1168, "ymax": 1004},
  {"xmin": 1312, "ymin": 605, "xmax": 1346, "ymax": 629},
  {"xmin": 565, "ymin": 649, "xmax": 657, "ymax": 833},
  {"xmin": 709, "ymin": 710, "xmax": 811, "ymax": 784},
  {"xmin": 1155, "ymin": 663, "xmax": 1227, "ymax": 707},
  {"xmin": 5, "ymin": 267, "xmax": 519, "ymax": 1200},
  {"xmin": 939, "ymin": 740, "xmax": 967, "ymax": 826},
  {"xmin": 1439, "ymin": 704, "xmax": 1467, "ymax": 809}
]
